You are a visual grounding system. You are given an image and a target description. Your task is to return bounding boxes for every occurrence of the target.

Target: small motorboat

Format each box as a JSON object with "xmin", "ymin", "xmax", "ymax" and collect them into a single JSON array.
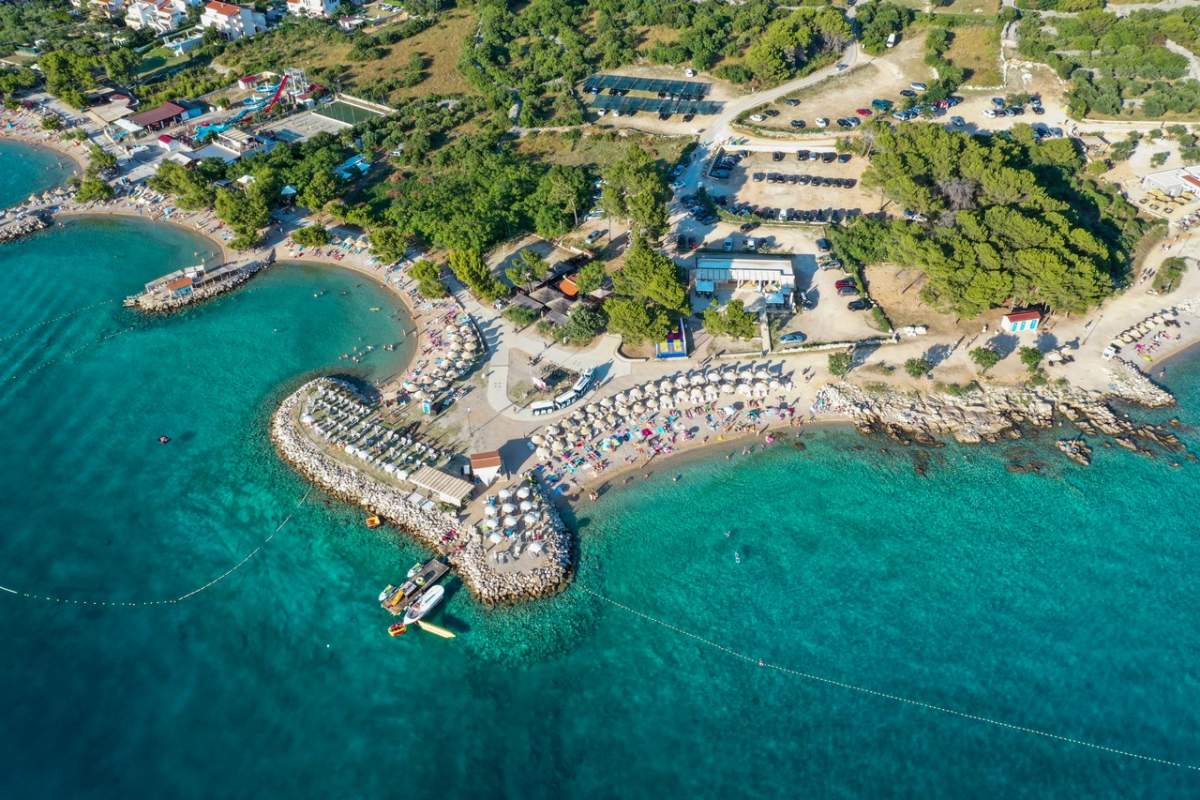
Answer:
[
  {"xmin": 406, "ymin": 562, "xmax": 423, "ymax": 579},
  {"xmin": 365, "ymin": 515, "xmax": 381, "ymax": 529},
  {"xmin": 402, "ymin": 584, "xmax": 445, "ymax": 626},
  {"xmin": 388, "ymin": 623, "xmax": 407, "ymax": 637},
  {"xmin": 378, "ymin": 584, "xmax": 395, "ymax": 603},
  {"xmin": 369, "ymin": 306, "xmax": 382, "ymax": 312},
  {"xmin": 734, "ymin": 551, "xmax": 742, "ymax": 564}
]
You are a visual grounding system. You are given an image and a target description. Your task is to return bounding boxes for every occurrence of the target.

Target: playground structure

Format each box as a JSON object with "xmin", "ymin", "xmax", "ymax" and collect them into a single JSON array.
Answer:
[{"xmin": 194, "ymin": 68, "xmax": 310, "ymax": 143}]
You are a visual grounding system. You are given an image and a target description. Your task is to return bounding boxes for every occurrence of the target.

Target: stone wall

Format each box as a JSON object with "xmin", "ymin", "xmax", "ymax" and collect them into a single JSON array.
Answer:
[{"xmin": 271, "ymin": 378, "xmax": 572, "ymax": 606}]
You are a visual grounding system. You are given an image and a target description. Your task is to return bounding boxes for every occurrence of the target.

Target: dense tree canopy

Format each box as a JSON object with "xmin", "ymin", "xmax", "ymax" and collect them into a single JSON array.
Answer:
[
  {"xmin": 836, "ymin": 122, "xmax": 1152, "ymax": 316},
  {"xmin": 600, "ymin": 144, "xmax": 670, "ymax": 240}
]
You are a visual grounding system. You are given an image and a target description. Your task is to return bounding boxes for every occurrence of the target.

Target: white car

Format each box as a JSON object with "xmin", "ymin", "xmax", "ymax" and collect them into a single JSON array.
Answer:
[
  {"xmin": 835, "ymin": 63, "xmax": 848, "ymax": 72},
  {"xmin": 685, "ymin": 68, "xmax": 696, "ymax": 77},
  {"xmin": 749, "ymin": 114, "xmax": 766, "ymax": 122},
  {"xmin": 910, "ymin": 82, "xmax": 928, "ymax": 92},
  {"xmin": 816, "ymin": 117, "xmax": 830, "ymax": 128}
]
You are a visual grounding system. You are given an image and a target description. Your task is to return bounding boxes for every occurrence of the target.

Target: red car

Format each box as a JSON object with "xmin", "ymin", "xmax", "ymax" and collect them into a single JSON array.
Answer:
[
  {"xmin": 855, "ymin": 108, "xmax": 872, "ymax": 117},
  {"xmin": 835, "ymin": 278, "xmax": 856, "ymax": 289}
]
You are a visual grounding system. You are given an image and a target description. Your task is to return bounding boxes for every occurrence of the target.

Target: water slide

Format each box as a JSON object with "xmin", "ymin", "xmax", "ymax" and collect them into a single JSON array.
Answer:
[{"xmin": 194, "ymin": 75, "xmax": 290, "ymax": 143}]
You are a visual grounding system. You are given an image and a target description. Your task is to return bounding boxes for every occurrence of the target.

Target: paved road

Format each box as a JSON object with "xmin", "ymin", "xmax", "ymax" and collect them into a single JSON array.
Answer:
[{"xmin": 678, "ymin": 42, "xmax": 861, "ymax": 197}]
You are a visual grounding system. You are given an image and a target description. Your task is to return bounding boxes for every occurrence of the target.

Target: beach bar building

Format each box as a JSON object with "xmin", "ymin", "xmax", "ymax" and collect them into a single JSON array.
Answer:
[
  {"xmin": 691, "ymin": 253, "xmax": 796, "ymax": 311},
  {"xmin": 1001, "ymin": 310, "xmax": 1041, "ymax": 333},
  {"xmin": 409, "ymin": 466, "xmax": 475, "ymax": 509}
]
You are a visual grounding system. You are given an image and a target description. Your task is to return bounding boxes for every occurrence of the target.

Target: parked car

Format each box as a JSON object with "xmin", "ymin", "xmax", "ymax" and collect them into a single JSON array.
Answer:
[
  {"xmin": 837, "ymin": 285, "xmax": 859, "ymax": 297},
  {"xmin": 910, "ymin": 82, "xmax": 927, "ymax": 92},
  {"xmin": 856, "ymin": 108, "xmax": 872, "ymax": 117},
  {"xmin": 773, "ymin": 151, "xmax": 785, "ymax": 161},
  {"xmin": 779, "ymin": 331, "xmax": 808, "ymax": 344},
  {"xmin": 785, "ymin": 98, "xmax": 801, "ymax": 107},
  {"xmin": 900, "ymin": 89, "xmax": 916, "ymax": 98},
  {"xmin": 764, "ymin": 109, "xmax": 779, "ymax": 117},
  {"xmin": 837, "ymin": 153, "xmax": 852, "ymax": 163},
  {"xmin": 790, "ymin": 119, "xmax": 806, "ymax": 129},
  {"xmin": 816, "ymin": 117, "xmax": 830, "ymax": 128},
  {"xmin": 835, "ymin": 278, "xmax": 856, "ymax": 289},
  {"xmin": 949, "ymin": 115, "xmax": 965, "ymax": 127},
  {"xmin": 848, "ymin": 298, "xmax": 874, "ymax": 311},
  {"xmin": 749, "ymin": 114, "xmax": 765, "ymax": 122},
  {"xmin": 752, "ymin": 172, "xmax": 764, "ymax": 182},
  {"xmin": 796, "ymin": 149, "xmax": 810, "ymax": 160},
  {"xmin": 739, "ymin": 222, "xmax": 758, "ymax": 233},
  {"xmin": 723, "ymin": 237, "xmax": 734, "ymax": 251},
  {"xmin": 835, "ymin": 63, "xmax": 849, "ymax": 72},
  {"xmin": 871, "ymin": 98, "xmax": 893, "ymax": 111}
]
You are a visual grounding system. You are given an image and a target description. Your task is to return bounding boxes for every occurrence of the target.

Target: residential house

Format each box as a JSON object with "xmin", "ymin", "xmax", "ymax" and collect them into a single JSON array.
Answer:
[
  {"xmin": 286, "ymin": 0, "xmax": 338, "ymax": 17},
  {"xmin": 124, "ymin": 0, "xmax": 185, "ymax": 32},
  {"xmin": 200, "ymin": 1, "xmax": 267, "ymax": 39}
]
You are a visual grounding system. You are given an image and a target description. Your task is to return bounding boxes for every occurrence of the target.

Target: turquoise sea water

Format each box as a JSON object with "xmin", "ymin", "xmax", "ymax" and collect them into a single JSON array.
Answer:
[
  {"xmin": 2, "ymin": 186, "xmax": 1200, "ymax": 795},
  {"xmin": 0, "ymin": 139, "xmax": 77, "ymax": 209}
]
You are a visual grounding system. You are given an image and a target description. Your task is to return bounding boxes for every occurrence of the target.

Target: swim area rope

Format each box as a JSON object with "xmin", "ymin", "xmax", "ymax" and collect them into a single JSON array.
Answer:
[
  {"xmin": 0, "ymin": 490, "xmax": 309, "ymax": 607},
  {"xmin": 578, "ymin": 586, "xmax": 1200, "ymax": 773}
]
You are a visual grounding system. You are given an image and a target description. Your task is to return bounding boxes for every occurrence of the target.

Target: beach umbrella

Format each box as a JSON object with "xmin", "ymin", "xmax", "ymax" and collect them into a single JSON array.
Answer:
[
  {"xmin": 769, "ymin": 379, "xmax": 782, "ymax": 393},
  {"xmin": 658, "ymin": 379, "xmax": 673, "ymax": 393},
  {"xmin": 737, "ymin": 383, "xmax": 753, "ymax": 397},
  {"xmin": 485, "ymin": 518, "xmax": 499, "ymax": 530},
  {"xmin": 529, "ymin": 541, "xmax": 544, "ymax": 554},
  {"xmin": 586, "ymin": 403, "xmax": 600, "ymax": 414},
  {"xmin": 690, "ymin": 387, "xmax": 705, "ymax": 404},
  {"xmin": 629, "ymin": 387, "xmax": 643, "ymax": 401},
  {"xmin": 485, "ymin": 504, "xmax": 498, "ymax": 517},
  {"xmin": 753, "ymin": 382, "xmax": 768, "ymax": 398},
  {"xmin": 599, "ymin": 397, "xmax": 613, "ymax": 409},
  {"xmin": 501, "ymin": 502, "xmax": 516, "ymax": 514},
  {"xmin": 503, "ymin": 515, "xmax": 519, "ymax": 527},
  {"xmin": 551, "ymin": 439, "xmax": 565, "ymax": 453},
  {"xmin": 721, "ymin": 381, "xmax": 735, "ymax": 395},
  {"xmin": 523, "ymin": 513, "xmax": 539, "ymax": 526},
  {"xmin": 519, "ymin": 500, "xmax": 534, "ymax": 512},
  {"xmin": 488, "ymin": 531, "xmax": 502, "ymax": 543},
  {"xmin": 545, "ymin": 424, "xmax": 560, "ymax": 436},
  {"xmin": 530, "ymin": 434, "xmax": 545, "ymax": 446},
  {"xmin": 499, "ymin": 488, "xmax": 512, "ymax": 500},
  {"xmin": 535, "ymin": 447, "xmax": 551, "ymax": 461},
  {"xmin": 516, "ymin": 486, "xmax": 531, "ymax": 501},
  {"xmin": 674, "ymin": 375, "xmax": 689, "ymax": 388},
  {"xmin": 707, "ymin": 372, "xmax": 722, "ymax": 385},
  {"xmin": 632, "ymin": 402, "xmax": 646, "ymax": 416},
  {"xmin": 755, "ymin": 368, "xmax": 770, "ymax": 381}
]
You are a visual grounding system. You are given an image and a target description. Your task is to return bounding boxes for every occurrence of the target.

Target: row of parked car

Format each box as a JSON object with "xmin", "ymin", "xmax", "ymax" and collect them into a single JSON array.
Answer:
[
  {"xmin": 730, "ymin": 204, "xmax": 873, "ymax": 224},
  {"xmin": 753, "ymin": 173, "xmax": 857, "ymax": 189}
]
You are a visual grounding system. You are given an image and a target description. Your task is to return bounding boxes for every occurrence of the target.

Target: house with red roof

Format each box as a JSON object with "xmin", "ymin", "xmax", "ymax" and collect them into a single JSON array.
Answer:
[{"xmin": 200, "ymin": 0, "xmax": 267, "ymax": 39}]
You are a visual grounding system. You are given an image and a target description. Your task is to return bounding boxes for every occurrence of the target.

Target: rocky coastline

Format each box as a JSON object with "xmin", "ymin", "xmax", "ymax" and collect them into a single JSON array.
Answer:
[
  {"xmin": 0, "ymin": 212, "xmax": 49, "ymax": 243},
  {"xmin": 814, "ymin": 360, "xmax": 1185, "ymax": 461},
  {"xmin": 271, "ymin": 378, "xmax": 572, "ymax": 606}
]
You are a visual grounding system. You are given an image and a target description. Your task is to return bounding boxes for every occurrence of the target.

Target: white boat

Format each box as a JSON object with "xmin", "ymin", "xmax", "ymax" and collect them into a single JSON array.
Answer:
[{"xmin": 403, "ymin": 585, "xmax": 445, "ymax": 625}]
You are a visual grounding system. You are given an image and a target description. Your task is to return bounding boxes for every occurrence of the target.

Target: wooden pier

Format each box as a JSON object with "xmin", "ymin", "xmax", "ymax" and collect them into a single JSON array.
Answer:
[{"xmin": 379, "ymin": 558, "xmax": 449, "ymax": 617}]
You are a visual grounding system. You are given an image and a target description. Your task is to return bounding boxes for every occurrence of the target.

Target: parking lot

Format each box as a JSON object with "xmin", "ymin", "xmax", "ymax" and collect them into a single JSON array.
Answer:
[{"xmin": 704, "ymin": 148, "xmax": 882, "ymax": 223}]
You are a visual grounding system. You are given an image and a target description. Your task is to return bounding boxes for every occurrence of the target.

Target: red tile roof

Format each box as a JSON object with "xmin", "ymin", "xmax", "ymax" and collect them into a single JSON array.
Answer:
[
  {"xmin": 206, "ymin": 1, "xmax": 240, "ymax": 16},
  {"xmin": 1003, "ymin": 310, "xmax": 1041, "ymax": 322},
  {"xmin": 469, "ymin": 451, "xmax": 502, "ymax": 470},
  {"xmin": 166, "ymin": 277, "xmax": 193, "ymax": 291}
]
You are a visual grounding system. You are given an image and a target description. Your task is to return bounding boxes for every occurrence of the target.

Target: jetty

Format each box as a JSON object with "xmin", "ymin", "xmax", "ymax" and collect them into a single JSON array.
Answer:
[
  {"xmin": 379, "ymin": 558, "xmax": 450, "ymax": 617},
  {"xmin": 125, "ymin": 249, "xmax": 276, "ymax": 312},
  {"xmin": 0, "ymin": 212, "xmax": 50, "ymax": 243}
]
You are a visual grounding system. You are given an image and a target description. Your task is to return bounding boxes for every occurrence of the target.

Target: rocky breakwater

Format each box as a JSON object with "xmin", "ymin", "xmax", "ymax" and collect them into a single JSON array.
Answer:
[
  {"xmin": 0, "ymin": 212, "xmax": 49, "ymax": 243},
  {"xmin": 271, "ymin": 378, "xmax": 572, "ymax": 606},
  {"xmin": 813, "ymin": 370, "xmax": 1184, "ymax": 464}
]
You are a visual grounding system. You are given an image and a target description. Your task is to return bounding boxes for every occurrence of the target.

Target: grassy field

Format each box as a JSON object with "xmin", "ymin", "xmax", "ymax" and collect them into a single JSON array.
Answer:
[
  {"xmin": 945, "ymin": 24, "xmax": 1002, "ymax": 86},
  {"xmin": 515, "ymin": 130, "xmax": 690, "ymax": 170},
  {"xmin": 894, "ymin": 0, "xmax": 1000, "ymax": 15},
  {"xmin": 353, "ymin": 10, "xmax": 478, "ymax": 98},
  {"xmin": 217, "ymin": 11, "xmax": 477, "ymax": 102}
]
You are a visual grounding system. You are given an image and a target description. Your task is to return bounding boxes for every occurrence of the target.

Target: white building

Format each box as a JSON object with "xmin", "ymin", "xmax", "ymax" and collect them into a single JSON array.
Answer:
[
  {"xmin": 1142, "ymin": 165, "xmax": 1200, "ymax": 197},
  {"xmin": 124, "ymin": 0, "xmax": 185, "ymax": 33},
  {"xmin": 692, "ymin": 253, "xmax": 796, "ymax": 310},
  {"xmin": 286, "ymin": 0, "xmax": 338, "ymax": 17},
  {"xmin": 200, "ymin": 0, "xmax": 267, "ymax": 40}
]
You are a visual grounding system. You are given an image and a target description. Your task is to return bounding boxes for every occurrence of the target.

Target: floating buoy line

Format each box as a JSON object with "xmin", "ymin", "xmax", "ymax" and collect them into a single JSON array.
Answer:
[
  {"xmin": 0, "ymin": 490, "xmax": 310, "ymax": 607},
  {"xmin": 579, "ymin": 586, "xmax": 1200, "ymax": 773},
  {"xmin": 0, "ymin": 297, "xmax": 115, "ymax": 344}
]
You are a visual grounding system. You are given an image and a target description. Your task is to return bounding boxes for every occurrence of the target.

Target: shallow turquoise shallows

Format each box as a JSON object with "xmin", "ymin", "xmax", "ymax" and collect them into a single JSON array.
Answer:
[
  {"xmin": 0, "ymin": 139, "xmax": 77, "ymax": 209},
  {"xmin": 2, "ymin": 193, "xmax": 1200, "ymax": 797}
]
